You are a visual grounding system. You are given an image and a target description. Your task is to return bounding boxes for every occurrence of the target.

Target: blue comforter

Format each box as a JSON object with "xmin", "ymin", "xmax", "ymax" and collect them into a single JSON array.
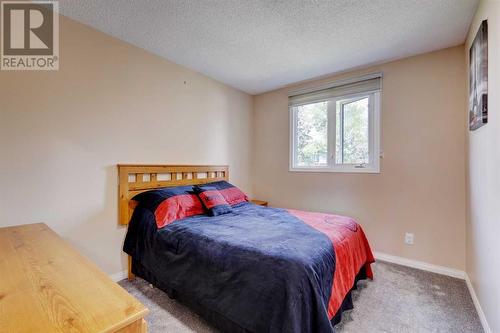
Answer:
[{"xmin": 124, "ymin": 202, "xmax": 336, "ymax": 333}]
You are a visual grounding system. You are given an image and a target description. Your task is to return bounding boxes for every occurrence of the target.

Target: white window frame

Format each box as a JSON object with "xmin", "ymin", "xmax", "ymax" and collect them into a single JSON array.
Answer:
[{"xmin": 289, "ymin": 91, "xmax": 381, "ymax": 173}]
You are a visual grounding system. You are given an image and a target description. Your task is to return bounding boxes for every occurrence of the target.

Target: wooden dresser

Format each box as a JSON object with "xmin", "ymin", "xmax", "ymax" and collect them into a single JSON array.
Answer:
[{"xmin": 0, "ymin": 223, "xmax": 148, "ymax": 333}]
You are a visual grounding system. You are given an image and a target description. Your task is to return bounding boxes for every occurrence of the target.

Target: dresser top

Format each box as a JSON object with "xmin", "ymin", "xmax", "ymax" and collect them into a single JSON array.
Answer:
[{"xmin": 0, "ymin": 223, "xmax": 148, "ymax": 333}]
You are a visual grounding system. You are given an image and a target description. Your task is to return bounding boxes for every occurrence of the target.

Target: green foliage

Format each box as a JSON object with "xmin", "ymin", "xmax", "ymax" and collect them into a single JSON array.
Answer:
[
  {"xmin": 296, "ymin": 97, "xmax": 369, "ymax": 167},
  {"xmin": 296, "ymin": 102, "xmax": 327, "ymax": 166},
  {"xmin": 338, "ymin": 98, "xmax": 369, "ymax": 164}
]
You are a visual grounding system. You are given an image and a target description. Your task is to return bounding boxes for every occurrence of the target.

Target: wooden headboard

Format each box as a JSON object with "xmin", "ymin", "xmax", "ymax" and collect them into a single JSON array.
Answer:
[{"xmin": 118, "ymin": 164, "xmax": 229, "ymax": 226}]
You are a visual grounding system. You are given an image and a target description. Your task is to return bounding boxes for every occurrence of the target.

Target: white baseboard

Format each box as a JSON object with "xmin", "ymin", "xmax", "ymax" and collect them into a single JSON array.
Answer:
[
  {"xmin": 374, "ymin": 251, "xmax": 491, "ymax": 333},
  {"xmin": 109, "ymin": 270, "xmax": 127, "ymax": 282},
  {"xmin": 374, "ymin": 251, "xmax": 466, "ymax": 279},
  {"xmin": 465, "ymin": 274, "xmax": 492, "ymax": 333}
]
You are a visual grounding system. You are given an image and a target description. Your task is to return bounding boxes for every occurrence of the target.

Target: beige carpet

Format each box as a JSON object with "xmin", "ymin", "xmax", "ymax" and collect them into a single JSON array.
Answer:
[{"xmin": 119, "ymin": 261, "xmax": 483, "ymax": 333}]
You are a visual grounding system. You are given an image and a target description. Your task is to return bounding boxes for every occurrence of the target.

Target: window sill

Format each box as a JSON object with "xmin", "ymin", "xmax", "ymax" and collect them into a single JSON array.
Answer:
[{"xmin": 289, "ymin": 166, "xmax": 380, "ymax": 174}]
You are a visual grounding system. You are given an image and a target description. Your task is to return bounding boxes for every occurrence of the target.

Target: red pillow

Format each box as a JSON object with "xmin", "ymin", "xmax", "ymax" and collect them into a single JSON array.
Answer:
[
  {"xmin": 205, "ymin": 181, "xmax": 249, "ymax": 206},
  {"xmin": 194, "ymin": 185, "xmax": 233, "ymax": 216},
  {"xmin": 154, "ymin": 194, "xmax": 205, "ymax": 228},
  {"xmin": 132, "ymin": 186, "xmax": 204, "ymax": 228}
]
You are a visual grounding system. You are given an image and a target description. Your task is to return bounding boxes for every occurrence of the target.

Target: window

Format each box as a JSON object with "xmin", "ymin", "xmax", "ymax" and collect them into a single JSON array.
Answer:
[{"xmin": 289, "ymin": 74, "xmax": 381, "ymax": 173}]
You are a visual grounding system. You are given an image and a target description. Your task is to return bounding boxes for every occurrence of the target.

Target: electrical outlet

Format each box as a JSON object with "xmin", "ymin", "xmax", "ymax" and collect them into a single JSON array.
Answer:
[{"xmin": 405, "ymin": 233, "xmax": 414, "ymax": 245}]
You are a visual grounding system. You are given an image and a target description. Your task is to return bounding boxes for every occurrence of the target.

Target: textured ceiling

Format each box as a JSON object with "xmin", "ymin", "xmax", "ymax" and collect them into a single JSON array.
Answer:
[{"xmin": 58, "ymin": 0, "xmax": 478, "ymax": 94}]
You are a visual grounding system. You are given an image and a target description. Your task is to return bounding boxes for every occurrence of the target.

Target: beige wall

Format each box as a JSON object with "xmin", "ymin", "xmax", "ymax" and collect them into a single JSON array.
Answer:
[
  {"xmin": 253, "ymin": 46, "xmax": 467, "ymax": 270},
  {"xmin": 0, "ymin": 16, "xmax": 253, "ymax": 276},
  {"xmin": 465, "ymin": 1, "xmax": 500, "ymax": 331}
]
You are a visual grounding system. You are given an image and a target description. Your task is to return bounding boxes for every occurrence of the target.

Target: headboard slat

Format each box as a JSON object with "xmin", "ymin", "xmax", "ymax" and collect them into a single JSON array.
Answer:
[{"xmin": 118, "ymin": 164, "xmax": 229, "ymax": 225}]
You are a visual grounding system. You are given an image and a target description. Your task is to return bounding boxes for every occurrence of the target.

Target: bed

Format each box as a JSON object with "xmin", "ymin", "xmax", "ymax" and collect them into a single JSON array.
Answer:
[{"xmin": 118, "ymin": 164, "xmax": 374, "ymax": 333}]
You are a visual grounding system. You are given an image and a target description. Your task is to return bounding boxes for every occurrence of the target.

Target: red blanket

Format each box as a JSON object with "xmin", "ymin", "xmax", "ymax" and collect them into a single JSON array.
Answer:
[{"xmin": 288, "ymin": 209, "xmax": 375, "ymax": 319}]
